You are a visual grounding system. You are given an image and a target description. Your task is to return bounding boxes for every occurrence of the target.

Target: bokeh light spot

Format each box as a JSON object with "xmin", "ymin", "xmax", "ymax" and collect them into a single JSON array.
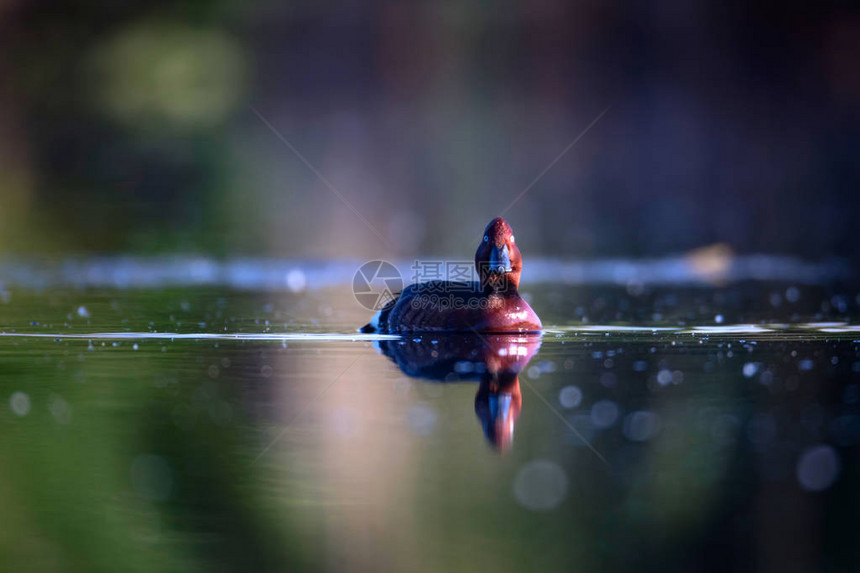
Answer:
[{"xmin": 513, "ymin": 460, "xmax": 568, "ymax": 511}]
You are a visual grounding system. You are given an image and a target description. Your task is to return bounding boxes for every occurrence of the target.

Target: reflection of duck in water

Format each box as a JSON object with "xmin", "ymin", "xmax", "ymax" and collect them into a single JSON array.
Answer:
[
  {"xmin": 375, "ymin": 333, "xmax": 540, "ymax": 451},
  {"xmin": 474, "ymin": 372, "xmax": 521, "ymax": 452}
]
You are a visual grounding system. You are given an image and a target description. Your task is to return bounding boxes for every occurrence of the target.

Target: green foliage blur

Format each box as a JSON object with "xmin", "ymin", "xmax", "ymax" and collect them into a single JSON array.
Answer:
[{"xmin": 1, "ymin": 1, "xmax": 858, "ymax": 259}]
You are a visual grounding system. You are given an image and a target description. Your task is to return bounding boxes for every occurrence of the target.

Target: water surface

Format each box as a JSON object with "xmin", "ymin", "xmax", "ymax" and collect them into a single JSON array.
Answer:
[{"xmin": 1, "ymin": 268, "xmax": 859, "ymax": 572}]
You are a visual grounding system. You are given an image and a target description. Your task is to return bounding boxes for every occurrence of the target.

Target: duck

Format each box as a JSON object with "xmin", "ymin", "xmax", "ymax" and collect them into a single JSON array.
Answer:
[{"xmin": 361, "ymin": 217, "xmax": 542, "ymax": 333}]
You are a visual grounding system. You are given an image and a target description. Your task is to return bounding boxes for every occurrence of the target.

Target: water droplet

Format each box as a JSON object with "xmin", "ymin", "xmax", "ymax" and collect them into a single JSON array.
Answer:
[
  {"xmin": 513, "ymin": 460, "xmax": 568, "ymax": 511},
  {"xmin": 9, "ymin": 391, "xmax": 30, "ymax": 416},
  {"xmin": 590, "ymin": 400, "xmax": 619, "ymax": 428},
  {"xmin": 286, "ymin": 269, "xmax": 306, "ymax": 293},
  {"xmin": 743, "ymin": 362, "xmax": 760, "ymax": 378},
  {"xmin": 796, "ymin": 445, "xmax": 840, "ymax": 492},
  {"xmin": 48, "ymin": 394, "xmax": 72, "ymax": 424},
  {"xmin": 623, "ymin": 410, "xmax": 661, "ymax": 441},
  {"xmin": 558, "ymin": 386, "xmax": 583, "ymax": 409}
]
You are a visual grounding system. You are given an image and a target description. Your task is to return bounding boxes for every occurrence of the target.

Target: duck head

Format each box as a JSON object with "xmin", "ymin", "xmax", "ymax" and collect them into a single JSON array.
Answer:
[{"xmin": 475, "ymin": 217, "xmax": 522, "ymax": 292}]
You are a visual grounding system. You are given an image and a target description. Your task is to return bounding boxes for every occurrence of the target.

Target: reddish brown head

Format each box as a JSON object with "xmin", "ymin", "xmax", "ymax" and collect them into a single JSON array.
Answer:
[{"xmin": 474, "ymin": 217, "xmax": 523, "ymax": 292}]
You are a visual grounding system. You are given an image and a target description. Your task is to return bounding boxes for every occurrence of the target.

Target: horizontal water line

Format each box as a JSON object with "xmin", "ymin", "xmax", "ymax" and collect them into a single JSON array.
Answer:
[
  {"xmin": 0, "ymin": 323, "xmax": 856, "ymax": 342},
  {"xmin": 0, "ymin": 332, "xmax": 399, "ymax": 342},
  {"xmin": 0, "ymin": 254, "xmax": 851, "ymax": 291}
]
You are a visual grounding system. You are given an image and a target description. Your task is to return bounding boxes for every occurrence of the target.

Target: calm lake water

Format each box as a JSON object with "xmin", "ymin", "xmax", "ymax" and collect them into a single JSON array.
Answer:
[{"xmin": 1, "ymin": 260, "xmax": 859, "ymax": 572}]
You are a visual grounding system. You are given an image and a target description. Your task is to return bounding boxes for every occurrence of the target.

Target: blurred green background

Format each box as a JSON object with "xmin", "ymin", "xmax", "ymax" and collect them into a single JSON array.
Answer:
[{"xmin": 1, "ymin": 0, "xmax": 858, "ymax": 260}]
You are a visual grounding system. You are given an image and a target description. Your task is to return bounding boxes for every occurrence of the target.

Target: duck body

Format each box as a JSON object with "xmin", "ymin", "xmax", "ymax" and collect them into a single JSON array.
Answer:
[
  {"xmin": 364, "ymin": 280, "xmax": 541, "ymax": 333},
  {"xmin": 360, "ymin": 217, "xmax": 542, "ymax": 334}
]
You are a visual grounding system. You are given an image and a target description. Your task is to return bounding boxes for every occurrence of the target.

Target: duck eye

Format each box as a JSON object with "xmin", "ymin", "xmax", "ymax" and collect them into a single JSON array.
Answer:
[
  {"xmin": 483, "ymin": 235, "xmax": 489, "ymax": 243},
  {"xmin": 510, "ymin": 235, "xmax": 515, "ymax": 243}
]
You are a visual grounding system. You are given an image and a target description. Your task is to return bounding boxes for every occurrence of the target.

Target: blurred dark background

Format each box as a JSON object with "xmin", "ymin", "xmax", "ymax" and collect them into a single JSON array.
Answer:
[{"xmin": 1, "ymin": 0, "xmax": 858, "ymax": 261}]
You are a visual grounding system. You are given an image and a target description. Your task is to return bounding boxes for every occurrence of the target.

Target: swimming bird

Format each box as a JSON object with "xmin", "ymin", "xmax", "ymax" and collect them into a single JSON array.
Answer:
[{"xmin": 361, "ymin": 217, "xmax": 541, "ymax": 333}]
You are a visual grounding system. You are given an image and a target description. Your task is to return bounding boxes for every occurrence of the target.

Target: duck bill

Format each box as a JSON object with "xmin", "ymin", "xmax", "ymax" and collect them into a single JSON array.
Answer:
[{"xmin": 488, "ymin": 244, "xmax": 512, "ymax": 274}]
